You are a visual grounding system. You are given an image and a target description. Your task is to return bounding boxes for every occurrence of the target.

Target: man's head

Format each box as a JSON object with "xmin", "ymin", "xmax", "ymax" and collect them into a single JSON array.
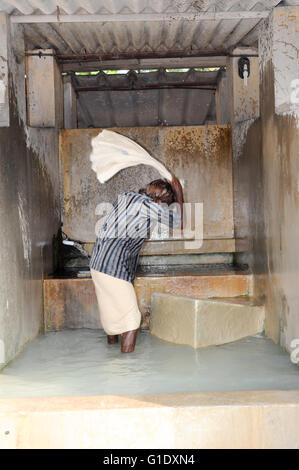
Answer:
[{"xmin": 139, "ymin": 179, "xmax": 176, "ymax": 206}]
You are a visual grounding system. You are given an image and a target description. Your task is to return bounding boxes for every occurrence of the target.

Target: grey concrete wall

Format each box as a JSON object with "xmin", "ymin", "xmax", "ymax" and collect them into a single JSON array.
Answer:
[
  {"xmin": 233, "ymin": 6, "xmax": 299, "ymax": 354},
  {"xmin": 60, "ymin": 126, "xmax": 234, "ymax": 250},
  {"xmin": 0, "ymin": 24, "xmax": 61, "ymax": 368},
  {"xmin": 227, "ymin": 46, "xmax": 260, "ymax": 263}
]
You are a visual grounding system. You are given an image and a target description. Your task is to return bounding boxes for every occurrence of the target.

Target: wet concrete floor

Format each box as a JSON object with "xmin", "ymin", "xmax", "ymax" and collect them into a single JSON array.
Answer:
[{"xmin": 0, "ymin": 330, "xmax": 298, "ymax": 398}]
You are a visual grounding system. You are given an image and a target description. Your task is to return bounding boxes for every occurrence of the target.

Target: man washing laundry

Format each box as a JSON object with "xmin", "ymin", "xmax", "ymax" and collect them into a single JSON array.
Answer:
[
  {"xmin": 89, "ymin": 130, "xmax": 184, "ymax": 353},
  {"xmin": 90, "ymin": 176, "xmax": 183, "ymax": 353}
]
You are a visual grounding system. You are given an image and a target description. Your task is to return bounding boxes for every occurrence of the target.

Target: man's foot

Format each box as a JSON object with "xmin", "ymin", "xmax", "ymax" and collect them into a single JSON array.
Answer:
[
  {"xmin": 107, "ymin": 334, "xmax": 118, "ymax": 344},
  {"xmin": 121, "ymin": 329, "xmax": 138, "ymax": 353}
]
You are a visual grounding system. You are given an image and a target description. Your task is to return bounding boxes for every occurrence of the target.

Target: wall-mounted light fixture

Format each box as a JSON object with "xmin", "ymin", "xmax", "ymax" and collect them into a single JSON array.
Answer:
[{"xmin": 238, "ymin": 57, "xmax": 250, "ymax": 87}]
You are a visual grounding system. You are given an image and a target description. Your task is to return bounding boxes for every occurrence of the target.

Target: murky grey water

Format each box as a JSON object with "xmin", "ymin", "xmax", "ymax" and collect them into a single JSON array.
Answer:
[{"xmin": 0, "ymin": 330, "xmax": 298, "ymax": 398}]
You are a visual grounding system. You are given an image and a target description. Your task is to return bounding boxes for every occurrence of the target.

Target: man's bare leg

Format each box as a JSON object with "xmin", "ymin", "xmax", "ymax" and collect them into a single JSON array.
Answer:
[
  {"xmin": 107, "ymin": 335, "xmax": 118, "ymax": 344},
  {"xmin": 121, "ymin": 329, "xmax": 138, "ymax": 353}
]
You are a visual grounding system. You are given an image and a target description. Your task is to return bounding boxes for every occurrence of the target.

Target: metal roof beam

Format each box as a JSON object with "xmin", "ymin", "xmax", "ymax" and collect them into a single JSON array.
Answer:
[
  {"xmin": 11, "ymin": 12, "xmax": 270, "ymax": 24},
  {"xmin": 75, "ymin": 84, "xmax": 217, "ymax": 92},
  {"xmin": 61, "ymin": 57, "xmax": 227, "ymax": 72}
]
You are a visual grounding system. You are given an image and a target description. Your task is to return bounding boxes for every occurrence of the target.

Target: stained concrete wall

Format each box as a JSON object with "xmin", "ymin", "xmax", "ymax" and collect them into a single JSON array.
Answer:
[
  {"xmin": 0, "ymin": 23, "xmax": 61, "ymax": 368},
  {"xmin": 60, "ymin": 125, "xmax": 233, "ymax": 255},
  {"xmin": 0, "ymin": 15, "xmax": 9, "ymax": 127},
  {"xmin": 233, "ymin": 6, "xmax": 299, "ymax": 354},
  {"xmin": 228, "ymin": 46, "xmax": 260, "ymax": 260}
]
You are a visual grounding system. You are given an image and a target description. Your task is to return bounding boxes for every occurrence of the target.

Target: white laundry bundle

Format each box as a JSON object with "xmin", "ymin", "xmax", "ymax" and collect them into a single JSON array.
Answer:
[{"xmin": 90, "ymin": 129, "xmax": 172, "ymax": 184}]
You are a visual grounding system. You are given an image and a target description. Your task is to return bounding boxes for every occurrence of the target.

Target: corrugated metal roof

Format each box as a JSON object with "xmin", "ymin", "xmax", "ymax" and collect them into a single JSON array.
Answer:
[
  {"xmin": 0, "ymin": 1, "xmax": 286, "ymax": 56},
  {"xmin": 73, "ymin": 68, "xmax": 219, "ymax": 89},
  {"xmin": 74, "ymin": 69, "xmax": 218, "ymax": 128},
  {"xmin": 1, "ymin": 1, "xmax": 292, "ymax": 16},
  {"xmin": 77, "ymin": 88, "xmax": 216, "ymax": 128}
]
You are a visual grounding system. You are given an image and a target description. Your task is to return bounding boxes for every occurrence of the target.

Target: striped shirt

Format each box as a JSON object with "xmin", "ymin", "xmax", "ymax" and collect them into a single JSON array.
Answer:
[{"xmin": 90, "ymin": 191, "xmax": 180, "ymax": 283}]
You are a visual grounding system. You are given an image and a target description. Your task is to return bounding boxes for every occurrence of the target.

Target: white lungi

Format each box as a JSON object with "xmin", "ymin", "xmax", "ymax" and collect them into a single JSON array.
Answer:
[{"xmin": 91, "ymin": 268, "xmax": 141, "ymax": 335}]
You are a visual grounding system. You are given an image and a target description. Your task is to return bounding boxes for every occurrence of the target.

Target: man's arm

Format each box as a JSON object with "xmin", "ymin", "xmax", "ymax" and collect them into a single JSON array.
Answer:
[
  {"xmin": 140, "ymin": 197, "xmax": 181, "ymax": 228},
  {"xmin": 168, "ymin": 176, "xmax": 184, "ymax": 229}
]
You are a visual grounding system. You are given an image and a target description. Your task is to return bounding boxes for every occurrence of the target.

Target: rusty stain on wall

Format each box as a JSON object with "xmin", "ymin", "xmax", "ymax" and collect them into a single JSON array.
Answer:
[
  {"xmin": 43, "ymin": 279, "xmax": 103, "ymax": 331},
  {"xmin": 60, "ymin": 125, "xmax": 233, "ymax": 252}
]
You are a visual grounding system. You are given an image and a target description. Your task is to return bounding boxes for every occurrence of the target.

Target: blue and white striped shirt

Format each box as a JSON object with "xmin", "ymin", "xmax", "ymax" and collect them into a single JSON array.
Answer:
[{"xmin": 90, "ymin": 191, "xmax": 180, "ymax": 283}]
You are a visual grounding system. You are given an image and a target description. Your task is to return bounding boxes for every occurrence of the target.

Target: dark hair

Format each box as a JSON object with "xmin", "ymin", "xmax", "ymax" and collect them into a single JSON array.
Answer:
[{"xmin": 139, "ymin": 179, "xmax": 176, "ymax": 206}]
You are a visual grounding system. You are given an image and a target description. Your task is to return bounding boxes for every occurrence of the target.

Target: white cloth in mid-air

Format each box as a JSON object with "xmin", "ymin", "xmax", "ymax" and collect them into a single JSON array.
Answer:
[{"xmin": 90, "ymin": 129, "xmax": 172, "ymax": 184}]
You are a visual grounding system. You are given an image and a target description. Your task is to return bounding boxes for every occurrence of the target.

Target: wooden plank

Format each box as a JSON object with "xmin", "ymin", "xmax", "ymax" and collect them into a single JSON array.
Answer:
[
  {"xmin": 26, "ymin": 49, "xmax": 63, "ymax": 127},
  {"xmin": 216, "ymin": 70, "xmax": 229, "ymax": 124},
  {"xmin": 62, "ymin": 56, "xmax": 227, "ymax": 73},
  {"xmin": 63, "ymin": 75, "xmax": 77, "ymax": 129}
]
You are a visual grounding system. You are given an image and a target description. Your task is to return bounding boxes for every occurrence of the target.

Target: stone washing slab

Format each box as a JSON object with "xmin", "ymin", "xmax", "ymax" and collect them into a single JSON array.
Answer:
[
  {"xmin": 44, "ymin": 270, "xmax": 252, "ymax": 331},
  {"xmin": 83, "ymin": 238, "xmax": 236, "ymax": 256},
  {"xmin": 150, "ymin": 293, "xmax": 265, "ymax": 348}
]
